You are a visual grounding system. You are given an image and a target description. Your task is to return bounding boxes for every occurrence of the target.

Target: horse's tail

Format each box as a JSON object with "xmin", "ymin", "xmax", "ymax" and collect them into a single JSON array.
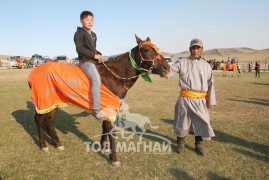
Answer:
[
  {"xmin": 148, "ymin": 122, "xmax": 158, "ymax": 129},
  {"xmin": 150, "ymin": 125, "xmax": 159, "ymax": 129},
  {"xmin": 142, "ymin": 117, "xmax": 158, "ymax": 129}
]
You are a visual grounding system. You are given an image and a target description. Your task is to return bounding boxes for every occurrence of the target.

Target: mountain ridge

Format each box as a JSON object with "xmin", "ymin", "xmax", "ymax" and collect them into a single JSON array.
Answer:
[
  {"xmin": 162, "ymin": 47, "xmax": 269, "ymax": 62},
  {"xmin": 1, "ymin": 47, "xmax": 269, "ymax": 63}
]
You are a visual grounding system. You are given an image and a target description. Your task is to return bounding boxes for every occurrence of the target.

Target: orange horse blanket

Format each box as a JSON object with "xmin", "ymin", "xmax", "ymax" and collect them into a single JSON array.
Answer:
[
  {"xmin": 28, "ymin": 62, "xmax": 121, "ymax": 118},
  {"xmin": 223, "ymin": 64, "xmax": 237, "ymax": 71}
]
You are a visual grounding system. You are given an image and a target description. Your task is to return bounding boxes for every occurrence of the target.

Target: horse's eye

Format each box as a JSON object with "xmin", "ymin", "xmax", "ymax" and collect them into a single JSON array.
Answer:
[{"xmin": 143, "ymin": 49, "xmax": 149, "ymax": 53}]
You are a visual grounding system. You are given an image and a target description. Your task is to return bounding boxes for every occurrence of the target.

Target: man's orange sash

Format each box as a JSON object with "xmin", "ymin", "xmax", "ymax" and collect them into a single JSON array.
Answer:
[{"xmin": 180, "ymin": 89, "xmax": 207, "ymax": 98}]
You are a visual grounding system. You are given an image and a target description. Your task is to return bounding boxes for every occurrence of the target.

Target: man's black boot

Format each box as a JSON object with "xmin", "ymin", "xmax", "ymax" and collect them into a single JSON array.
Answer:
[
  {"xmin": 195, "ymin": 136, "xmax": 205, "ymax": 156},
  {"xmin": 177, "ymin": 136, "xmax": 185, "ymax": 154}
]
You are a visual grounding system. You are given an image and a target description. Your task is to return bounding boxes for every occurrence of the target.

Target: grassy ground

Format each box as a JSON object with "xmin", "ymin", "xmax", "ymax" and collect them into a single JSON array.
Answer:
[{"xmin": 0, "ymin": 69, "xmax": 268, "ymax": 179}]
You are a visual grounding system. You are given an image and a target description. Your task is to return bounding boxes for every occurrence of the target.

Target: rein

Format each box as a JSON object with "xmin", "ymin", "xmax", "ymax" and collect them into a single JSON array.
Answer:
[
  {"xmin": 100, "ymin": 41, "xmax": 162, "ymax": 87},
  {"xmin": 100, "ymin": 53, "xmax": 140, "ymax": 90},
  {"xmin": 101, "ymin": 58, "xmax": 140, "ymax": 81},
  {"xmin": 101, "ymin": 51, "xmax": 153, "ymax": 84}
]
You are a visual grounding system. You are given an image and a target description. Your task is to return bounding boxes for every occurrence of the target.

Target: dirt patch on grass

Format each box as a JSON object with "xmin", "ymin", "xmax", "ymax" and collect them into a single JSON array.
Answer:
[{"xmin": 0, "ymin": 69, "xmax": 32, "ymax": 82}]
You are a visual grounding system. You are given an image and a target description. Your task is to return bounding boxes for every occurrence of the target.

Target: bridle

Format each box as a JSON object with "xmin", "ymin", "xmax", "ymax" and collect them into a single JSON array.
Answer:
[{"xmin": 138, "ymin": 41, "xmax": 163, "ymax": 73}]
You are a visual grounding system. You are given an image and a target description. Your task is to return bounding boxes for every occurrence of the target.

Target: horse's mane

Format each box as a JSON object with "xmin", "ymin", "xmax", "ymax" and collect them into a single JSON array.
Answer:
[
  {"xmin": 93, "ymin": 52, "xmax": 129, "ymax": 67},
  {"xmin": 106, "ymin": 52, "xmax": 128, "ymax": 63},
  {"xmin": 101, "ymin": 45, "xmax": 139, "ymax": 65}
]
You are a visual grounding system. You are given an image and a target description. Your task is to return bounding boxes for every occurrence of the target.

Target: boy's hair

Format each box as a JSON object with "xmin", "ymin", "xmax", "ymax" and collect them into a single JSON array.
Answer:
[{"xmin": 80, "ymin": 11, "xmax": 94, "ymax": 20}]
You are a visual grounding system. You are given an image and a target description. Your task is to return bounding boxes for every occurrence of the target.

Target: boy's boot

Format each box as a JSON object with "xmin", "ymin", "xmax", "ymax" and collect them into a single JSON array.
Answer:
[
  {"xmin": 195, "ymin": 136, "xmax": 205, "ymax": 156},
  {"xmin": 177, "ymin": 136, "xmax": 185, "ymax": 154},
  {"xmin": 92, "ymin": 109, "xmax": 105, "ymax": 120}
]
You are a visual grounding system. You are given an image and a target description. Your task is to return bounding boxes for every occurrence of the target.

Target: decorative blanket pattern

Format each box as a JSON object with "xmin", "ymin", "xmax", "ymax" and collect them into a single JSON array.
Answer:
[{"xmin": 28, "ymin": 62, "xmax": 121, "ymax": 118}]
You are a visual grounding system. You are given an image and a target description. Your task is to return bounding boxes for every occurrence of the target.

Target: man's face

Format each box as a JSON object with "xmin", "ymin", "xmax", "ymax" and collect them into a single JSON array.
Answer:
[
  {"xmin": 189, "ymin": 45, "xmax": 203, "ymax": 58},
  {"xmin": 80, "ymin": 15, "xmax": 94, "ymax": 31}
]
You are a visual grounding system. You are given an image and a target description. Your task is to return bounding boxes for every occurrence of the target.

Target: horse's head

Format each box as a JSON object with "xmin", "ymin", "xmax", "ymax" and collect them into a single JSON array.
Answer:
[{"xmin": 135, "ymin": 35, "xmax": 170, "ymax": 77}]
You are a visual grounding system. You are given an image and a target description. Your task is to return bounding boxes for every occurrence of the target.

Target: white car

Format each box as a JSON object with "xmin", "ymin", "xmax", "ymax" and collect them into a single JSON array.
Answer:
[
  {"xmin": 72, "ymin": 58, "xmax": 79, "ymax": 65},
  {"xmin": 164, "ymin": 57, "xmax": 173, "ymax": 65},
  {"xmin": 8, "ymin": 56, "xmax": 22, "ymax": 68},
  {"xmin": 9, "ymin": 60, "xmax": 18, "ymax": 68}
]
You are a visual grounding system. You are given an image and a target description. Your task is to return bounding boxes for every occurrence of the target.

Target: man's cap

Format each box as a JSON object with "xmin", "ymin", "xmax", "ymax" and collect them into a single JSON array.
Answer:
[{"xmin": 190, "ymin": 38, "xmax": 203, "ymax": 48}]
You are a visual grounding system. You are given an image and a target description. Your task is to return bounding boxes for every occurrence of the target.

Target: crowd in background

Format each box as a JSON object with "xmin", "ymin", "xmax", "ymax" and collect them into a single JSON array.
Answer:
[
  {"xmin": 205, "ymin": 57, "xmax": 262, "ymax": 78},
  {"xmin": 206, "ymin": 57, "xmax": 238, "ymax": 70}
]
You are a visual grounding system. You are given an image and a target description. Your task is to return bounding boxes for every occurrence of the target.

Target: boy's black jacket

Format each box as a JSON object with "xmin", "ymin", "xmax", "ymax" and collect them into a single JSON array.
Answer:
[{"xmin": 74, "ymin": 27, "xmax": 102, "ymax": 63}]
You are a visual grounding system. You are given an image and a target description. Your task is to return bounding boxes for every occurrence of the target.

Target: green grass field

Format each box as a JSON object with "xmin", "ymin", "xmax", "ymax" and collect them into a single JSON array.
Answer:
[{"xmin": 0, "ymin": 69, "xmax": 268, "ymax": 179}]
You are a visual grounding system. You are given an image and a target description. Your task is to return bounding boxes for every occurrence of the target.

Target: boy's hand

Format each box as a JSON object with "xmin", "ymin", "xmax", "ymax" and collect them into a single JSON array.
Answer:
[{"xmin": 94, "ymin": 54, "xmax": 105, "ymax": 62}]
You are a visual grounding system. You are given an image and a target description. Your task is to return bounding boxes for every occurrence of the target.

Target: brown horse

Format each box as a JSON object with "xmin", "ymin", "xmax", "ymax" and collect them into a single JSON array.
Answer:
[
  {"xmin": 29, "ymin": 35, "xmax": 170, "ymax": 167},
  {"xmin": 222, "ymin": 63, "xmax": 240, "ymax": 77}
]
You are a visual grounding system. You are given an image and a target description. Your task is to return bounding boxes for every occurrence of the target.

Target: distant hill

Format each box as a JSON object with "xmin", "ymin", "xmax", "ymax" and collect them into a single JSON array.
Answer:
[
  {"xmin": 162, "ymin": 48, "xmax": 269, "ymax": 63},
  {"xmin": 1, "ymin": 47, "xmax": 269, "ymax": 63},
  {"xmin": 0, "ymin": 55, "xmax": 10, "ymax": 60},
  {"xmin": 0, "ymin": 55, "xmax": 31, "ymax": 60}
]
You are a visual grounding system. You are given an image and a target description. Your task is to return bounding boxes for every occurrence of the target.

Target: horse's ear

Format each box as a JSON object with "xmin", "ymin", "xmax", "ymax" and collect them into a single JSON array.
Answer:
[
  {"xmin": 146, "ymin": 37, "xmax": 151, "ymax": 42},
  {"xmin": 135, "ymin": 34, "xmax": 142, "ymax": 45}
]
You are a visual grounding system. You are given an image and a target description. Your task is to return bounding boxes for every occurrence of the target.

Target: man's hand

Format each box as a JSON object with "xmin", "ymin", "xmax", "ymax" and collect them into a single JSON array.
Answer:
[
  {"xmin": 94, "ymin": 54, "xmax": 105, "ymax": 62},
  {"xmin": 207, "ymin": 105, "xmax": 213, "ymax": 109}
]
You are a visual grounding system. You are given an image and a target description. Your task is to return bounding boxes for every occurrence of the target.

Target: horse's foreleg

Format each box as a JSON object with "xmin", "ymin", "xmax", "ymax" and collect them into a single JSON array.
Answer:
[
  {"xmin": 35, "ymin": 113, "xmax": 49, "ymax": 152},
  {"xmin": 105, "ymin": 120, "xmax": 120, "ymax": 167},
  {"xmin": 236, "ymin": 70, "xmax": 240, "ymax": 77},
  {"xmin": 100, "ymin": 121, "xmax": 109, "ymax": 153},
  {"xmin": 222, "ymin": 70, "xmax": 226, "ymax": 77},
  {"xmin": 45, "ymin": 108, "xmax": 64, "ymax": 150}
]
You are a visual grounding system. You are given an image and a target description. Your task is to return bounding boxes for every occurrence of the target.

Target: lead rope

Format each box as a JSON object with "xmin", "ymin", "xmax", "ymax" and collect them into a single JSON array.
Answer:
[
  {"xmin": 100, "ymin": 61, "xmax": 140, "ymax": 80},
  {"xmin": 100, "ymin": 56, "xmax": 140, "ymax": 91}
]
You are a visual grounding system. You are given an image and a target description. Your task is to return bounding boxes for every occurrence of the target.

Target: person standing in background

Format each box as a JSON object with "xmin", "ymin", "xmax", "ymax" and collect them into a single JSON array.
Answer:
[{"xmin": 255, "ymin": 61, "xmax": 261, "ymax": 78}]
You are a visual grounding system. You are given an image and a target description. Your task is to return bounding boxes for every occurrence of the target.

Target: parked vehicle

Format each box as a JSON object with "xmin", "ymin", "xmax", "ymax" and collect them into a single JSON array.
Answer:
[
  {"xmin": 72, "ymin": 57, "xmax": 79, "ymax": 65},
  {"xmin": 164, "ymin": 56, "xmax": 173, "ymax": 65},
  {"xmin": 31, "ymin": 54, "xmax": 43, "ymax": 67},
  {"xmin": 8, "ymin": 56, "xmax": 23, "ymax": 68},
  {"xmin": 55, "ymin": 55, "xmax": 68, "ymax": 63}
]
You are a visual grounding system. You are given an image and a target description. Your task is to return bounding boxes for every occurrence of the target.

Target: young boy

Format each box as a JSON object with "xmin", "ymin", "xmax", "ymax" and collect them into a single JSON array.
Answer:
[{"xmin": 74, "ymin": 11, "xmax": 105, "ymax": 120}]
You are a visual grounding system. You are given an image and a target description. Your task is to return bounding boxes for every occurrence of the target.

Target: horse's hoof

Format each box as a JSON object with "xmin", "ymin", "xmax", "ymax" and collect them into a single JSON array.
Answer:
[
  {"xmin": 112, "ymin": 161, "xmax": 121, "ymax": 167},
  {"xmin": 41, "ymin": 147, "xmax": 50, "ymax": 153},
  {"xmin": 57, "ymin": 146, "xmax": 64, "ymax": 151}
]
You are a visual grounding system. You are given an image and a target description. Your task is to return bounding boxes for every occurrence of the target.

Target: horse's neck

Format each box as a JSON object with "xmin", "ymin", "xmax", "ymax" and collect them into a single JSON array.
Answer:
[{"xmin": 96, "ymin": 48, "xmax": 141, "ymax": 99}]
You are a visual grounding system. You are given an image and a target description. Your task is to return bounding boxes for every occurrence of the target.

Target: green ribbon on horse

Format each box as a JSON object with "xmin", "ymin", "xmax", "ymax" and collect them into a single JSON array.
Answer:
[{"xmin": 128, "ymin": 51, "xmax": 152, "ymax": 83}]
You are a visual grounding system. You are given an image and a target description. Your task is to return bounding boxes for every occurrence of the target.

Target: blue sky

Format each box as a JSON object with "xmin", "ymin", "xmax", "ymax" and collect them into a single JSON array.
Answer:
[{"xmin": 0, "ymin": 0, "xmax": 268, "ymax": 58}]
